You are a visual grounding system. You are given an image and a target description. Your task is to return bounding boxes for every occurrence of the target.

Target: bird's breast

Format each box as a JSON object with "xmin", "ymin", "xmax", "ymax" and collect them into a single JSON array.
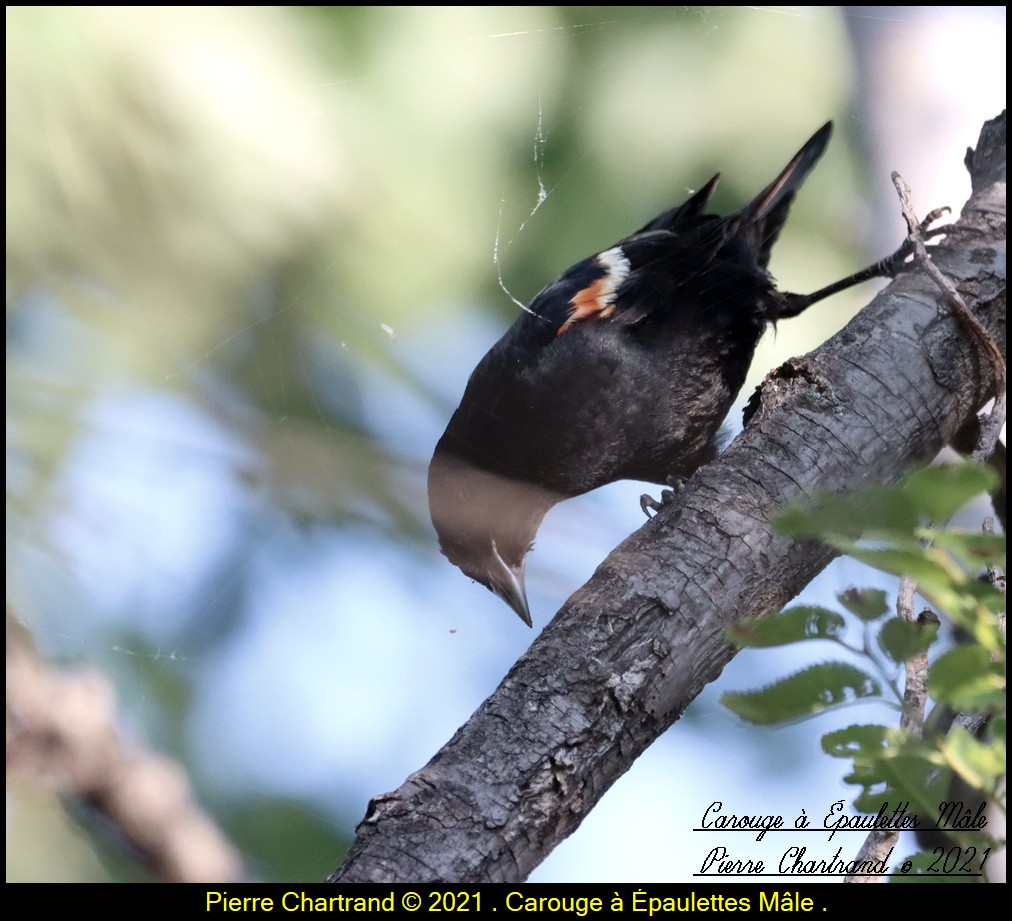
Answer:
[{"xmin": 443, "ymin": 318, "xmax": 761, "ymax": 496}]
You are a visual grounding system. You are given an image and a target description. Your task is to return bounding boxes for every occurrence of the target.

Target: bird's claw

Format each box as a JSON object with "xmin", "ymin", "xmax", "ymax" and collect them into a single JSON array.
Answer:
[
  {"xmin": 920, "ymin": 206, "xmax": 951, "ymax": 229},
  {"xmin": 640, "ymin": 475, "xmax": 686, "ymax": 518},
  {"xmin": 884, "ymin": 207, "xmax": 953, "ymax": 277}
]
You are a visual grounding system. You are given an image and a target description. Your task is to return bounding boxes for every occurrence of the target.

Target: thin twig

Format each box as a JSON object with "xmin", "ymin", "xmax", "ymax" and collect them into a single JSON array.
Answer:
[
  {"xmin": 891, "ymin": 172, "xmax": 1006, "ymax": 462},
  {"xmin": 845, "ymin": 577, "xmax": 933, "ymax": 883}
]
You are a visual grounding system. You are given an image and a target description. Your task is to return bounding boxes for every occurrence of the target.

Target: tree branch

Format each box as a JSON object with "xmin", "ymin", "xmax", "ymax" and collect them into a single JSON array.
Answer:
[
  {"xmin": 6, "ymin": 613, "xmax": 245, "ymax": 883},
  {"xmin": 844, "ymin": 581, "xmax": 936, "ymax": 883},
  {"xmin": 330, "ymin": 113, "xmax": 1006, "ymax": 883}
]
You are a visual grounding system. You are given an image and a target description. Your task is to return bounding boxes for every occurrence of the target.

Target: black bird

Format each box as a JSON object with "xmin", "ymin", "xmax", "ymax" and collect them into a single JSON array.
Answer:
[{"xmin": 429, "ymin": 122, "xmax": 912, "ymax": 626}]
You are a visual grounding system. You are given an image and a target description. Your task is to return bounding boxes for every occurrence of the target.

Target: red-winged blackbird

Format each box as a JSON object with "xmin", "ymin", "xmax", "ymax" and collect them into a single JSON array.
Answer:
[{"xmin": 429, "ymin": 122, "xmax": 912, "ymax": 626}]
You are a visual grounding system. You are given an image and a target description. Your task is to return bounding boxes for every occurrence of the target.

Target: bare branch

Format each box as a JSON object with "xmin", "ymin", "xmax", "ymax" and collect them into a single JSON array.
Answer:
[{"xmin": 6, "ymin": 613, "xmax": 245, "ymax": 883}]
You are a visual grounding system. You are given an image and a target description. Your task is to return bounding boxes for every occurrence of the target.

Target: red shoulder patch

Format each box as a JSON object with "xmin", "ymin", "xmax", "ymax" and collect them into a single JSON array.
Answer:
[{"xmin": 557, "ymin": 246, "xmax": 631, "ymax": 335}]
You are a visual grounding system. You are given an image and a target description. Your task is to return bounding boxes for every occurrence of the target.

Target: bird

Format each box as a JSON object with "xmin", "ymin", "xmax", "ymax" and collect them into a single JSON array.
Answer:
[{"xmin": 429, "ymin": 121, "xmax": 916, "ymax": 626}]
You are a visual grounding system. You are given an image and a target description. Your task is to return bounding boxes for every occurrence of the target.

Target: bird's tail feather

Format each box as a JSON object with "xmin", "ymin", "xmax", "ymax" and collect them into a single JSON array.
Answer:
[{"xmin": 736, "ymin": 121, "xmax": 833, "ymax": 269}]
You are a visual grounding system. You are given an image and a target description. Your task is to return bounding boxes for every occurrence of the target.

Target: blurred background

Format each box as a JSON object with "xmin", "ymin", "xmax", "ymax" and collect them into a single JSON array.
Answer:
[{"xmin": 6, "ymin": 6, "xmax": 1005, "ymax": 882}]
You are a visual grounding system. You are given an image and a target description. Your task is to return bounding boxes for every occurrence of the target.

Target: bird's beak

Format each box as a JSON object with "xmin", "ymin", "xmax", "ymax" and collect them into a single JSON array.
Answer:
[{"xmin": 489, "ymin": 541, "xmax": 532, "ymax": 628}]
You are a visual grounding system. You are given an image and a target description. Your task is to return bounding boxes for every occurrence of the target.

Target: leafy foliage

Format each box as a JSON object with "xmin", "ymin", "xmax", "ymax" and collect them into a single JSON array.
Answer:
[
  {"xmin": 725, "ymin": 604, "xmax": 847, "ymax": 646},
  {"xmin": 723, "ymin": 462, "xmax": 1005, "ymax": 881},
  {"xmin": 723, "ymin": 663, "xmax": 880, "ymax": 724}
]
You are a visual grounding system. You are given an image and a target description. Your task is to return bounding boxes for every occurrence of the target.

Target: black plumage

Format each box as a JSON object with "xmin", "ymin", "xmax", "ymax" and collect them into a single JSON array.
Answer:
[{"xmin": 429, "ymin": 122, "xmax": 908, "ymax": 625}]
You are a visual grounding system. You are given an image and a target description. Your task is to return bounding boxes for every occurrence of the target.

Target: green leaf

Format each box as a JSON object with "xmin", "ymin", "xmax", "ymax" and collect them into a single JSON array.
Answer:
[
  {"xmin": 929, "ymin": 646, "xmax": 1005, "ymax": 711},
  {"xmin": 836, "ymin": 545, "xmax": 963, "ymax": 593},
  {"xmin": 878, "ymin": 616, "xmax": 938, "ymax": 663},
  {"xmin": 956, "ymin": 578, "xmax": 1007, "ymax": 614},
  {"xmin": 722, "ymin": 663, "xmax": 882, "ymax": 725},
  {"xmin": 873, "ymin": 751, "xmax": 950, "ymax": 815},
  {"xmin": 837, "ymin": 587, "xmax": 889, "ymax": 621},
  {"xmin": 821, "ymin": 723, "xmax": 889, "ymax": 759},
  {"xmin": 775, "ymin": 487, "xmax": 918, "ymax": 541},
  {"xmin": 831, "ymin": 730, "xmax": 950, "ymax": 818},
  {"xmin": 928, "ymin": 530, "xmax": 1007, "ymax": 569},
  {"xmin": 940, "ymin": 725, "xmax": 1006, "ymax": 794},
  {"xmin": 902, "ymin": 463, "xmax": 998, "ymax": 522},
  {"xmin": 725, "ymin": 606, "xmax": 847, "ymax": 647},
  {"xmin": 990, "ymin": 715, "xmax": 1005, "ymax": 747},
  {"xmin": 956, "ymin": 605, "xmax": 1007, "ymax": 655}
]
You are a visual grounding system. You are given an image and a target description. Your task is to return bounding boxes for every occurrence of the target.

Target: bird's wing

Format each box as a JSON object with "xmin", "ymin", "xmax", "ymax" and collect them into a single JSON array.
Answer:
[
  {"xmin": 731, "ymin": 121, "xmax": 832, "ymax": 270},
  {"xmin": 633, "ymin": 173, "xmax": 721, "ymax": 235},
  {"xmin": 526, "ymin": 218, "xmax": 726, "ymax": 336},
  {"xmin": 520, "ymin": 122, "xmax": 832, "ymax": 337}
]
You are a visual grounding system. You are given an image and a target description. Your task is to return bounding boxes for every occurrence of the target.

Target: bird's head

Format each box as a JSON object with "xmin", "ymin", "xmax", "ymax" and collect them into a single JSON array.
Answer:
[{"xmin": 427, "ymin": 449, "xmax": 559, "ymax": 627}]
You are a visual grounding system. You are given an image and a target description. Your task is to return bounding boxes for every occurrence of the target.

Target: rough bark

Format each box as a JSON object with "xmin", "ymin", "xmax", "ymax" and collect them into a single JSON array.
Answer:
[{"xmin": 329, "ymin": 113, "xmax": 1006, "ymax": 883}]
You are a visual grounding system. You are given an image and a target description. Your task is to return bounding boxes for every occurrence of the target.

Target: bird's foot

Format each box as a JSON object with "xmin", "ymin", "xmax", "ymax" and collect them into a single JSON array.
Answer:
[
  {"xmin": 640, "ymin": 474, "xmax": 687, "ymax": 518},
  {"xmin": 878, "ymin": 207, "xmax": 953, "ymax": 278},
  {"xmin": 777, "ymin": 207, "xmax": 953, "ymax": 318}
]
